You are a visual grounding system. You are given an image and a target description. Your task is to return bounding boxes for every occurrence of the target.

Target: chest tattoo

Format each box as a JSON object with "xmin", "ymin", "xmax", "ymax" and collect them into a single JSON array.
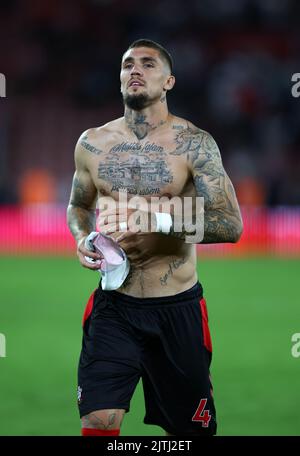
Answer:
[{"xmin": 98, "ymin": 141, "xmax": 173, "ymax": 195}]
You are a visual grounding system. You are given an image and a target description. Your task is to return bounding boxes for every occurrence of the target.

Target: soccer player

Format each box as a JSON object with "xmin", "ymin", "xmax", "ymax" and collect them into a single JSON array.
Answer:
[{"xmin": 67, "ymin": 39, "xmax": 243, "ymax": 436}]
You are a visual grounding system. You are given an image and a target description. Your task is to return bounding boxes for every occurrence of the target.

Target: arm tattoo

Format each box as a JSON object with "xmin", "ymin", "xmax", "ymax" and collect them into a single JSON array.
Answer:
[
  {"xmin": 170, "ymin": 125, "xmax": 204, "ymax": 161},
  {"xmin": 67, "ymin": 176, "xmax": 96, "ymax": 243},
  {"xmin": 169, "ymin": 126, "xmax": 243, "ymax": 243}
]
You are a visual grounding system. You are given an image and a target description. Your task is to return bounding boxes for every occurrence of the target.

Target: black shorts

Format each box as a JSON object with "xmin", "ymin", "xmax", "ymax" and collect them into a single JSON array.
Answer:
[{"xmin": 77, "ymin": 282, "xmax": 217, "ymax": 435}]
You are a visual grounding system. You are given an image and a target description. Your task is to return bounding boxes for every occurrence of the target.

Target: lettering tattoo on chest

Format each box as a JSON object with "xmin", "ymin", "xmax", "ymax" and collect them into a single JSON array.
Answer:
[
  {"xmin": 159, "ymin": 257, "xmax": 186, "ymax": 286},
  {"xmin": 98, "ymin": 141, "xmax": 173, "ymax": 195}
]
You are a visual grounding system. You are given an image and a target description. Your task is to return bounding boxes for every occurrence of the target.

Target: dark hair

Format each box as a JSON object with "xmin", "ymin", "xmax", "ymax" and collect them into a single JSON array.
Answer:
[{"xmin": 126, "ymin": 39, "xmax": 173, "ymax": 74}]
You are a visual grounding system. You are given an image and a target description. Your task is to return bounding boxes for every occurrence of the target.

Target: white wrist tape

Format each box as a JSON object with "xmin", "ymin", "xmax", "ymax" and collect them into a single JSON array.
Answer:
[{"xmin": 155, "ymin": 212, "xmax": 173, "ymax": 234}]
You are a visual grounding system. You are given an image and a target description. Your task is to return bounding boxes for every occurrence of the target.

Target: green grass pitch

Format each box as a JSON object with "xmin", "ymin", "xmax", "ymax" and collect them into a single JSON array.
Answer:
[{"xmin": 0, "ymin": 256, "xmax": 300, "ymax": 436}]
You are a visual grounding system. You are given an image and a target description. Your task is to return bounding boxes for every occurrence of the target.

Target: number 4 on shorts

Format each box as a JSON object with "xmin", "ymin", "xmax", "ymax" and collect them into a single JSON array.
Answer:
[{"xmin": 192, "ymin": 398, "xmax": 211, "ymax": 427}]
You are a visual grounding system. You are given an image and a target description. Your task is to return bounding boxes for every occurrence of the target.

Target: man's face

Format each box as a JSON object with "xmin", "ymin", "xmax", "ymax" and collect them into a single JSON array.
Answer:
[{"xmin": 120, "ymin": 47, "xmax": 171, "ymax": 110}]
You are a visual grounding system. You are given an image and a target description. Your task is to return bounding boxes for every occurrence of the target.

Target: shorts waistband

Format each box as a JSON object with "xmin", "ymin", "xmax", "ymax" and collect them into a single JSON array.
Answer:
[{"xmin": 100, "ymin": 282, "xmax": 203, "ymax": 307}]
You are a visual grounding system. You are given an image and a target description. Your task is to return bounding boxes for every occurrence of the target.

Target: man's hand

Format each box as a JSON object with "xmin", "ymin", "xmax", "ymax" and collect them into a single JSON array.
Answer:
[
  {"xmin": 98, "ymin": 202, "xmax": 166, "ymax": 267},
  {"xmin": 97, "ymin": 202, "xmax": 157, "ymax": 243},
  {"xmin": 76, "ymin": 236, "xmax": 104, "ymax": 270}
]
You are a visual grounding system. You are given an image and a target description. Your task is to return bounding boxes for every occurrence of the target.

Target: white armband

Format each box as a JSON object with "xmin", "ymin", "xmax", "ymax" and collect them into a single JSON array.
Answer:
[{"xmin": 155, "ymin": 212, "xmax": 173, "ymax": 234}]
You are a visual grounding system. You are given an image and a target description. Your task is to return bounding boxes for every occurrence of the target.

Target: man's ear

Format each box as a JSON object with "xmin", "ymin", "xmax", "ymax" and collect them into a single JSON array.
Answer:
[{"xmin": 164, "ymin": 75, "xmax": 175, "ymax": 92}]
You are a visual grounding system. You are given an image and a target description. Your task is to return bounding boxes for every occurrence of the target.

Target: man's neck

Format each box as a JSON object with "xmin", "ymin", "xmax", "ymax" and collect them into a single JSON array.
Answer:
[{"xmin": 124, "ymin": 103, "xmax": 170, "ymax": 141}]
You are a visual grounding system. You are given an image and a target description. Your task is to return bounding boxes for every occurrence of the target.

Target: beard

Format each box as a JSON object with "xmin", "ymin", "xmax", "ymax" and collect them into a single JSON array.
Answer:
[{"xmin": 122, "ymin": 92, "xmax": 151, "ymax": 111}]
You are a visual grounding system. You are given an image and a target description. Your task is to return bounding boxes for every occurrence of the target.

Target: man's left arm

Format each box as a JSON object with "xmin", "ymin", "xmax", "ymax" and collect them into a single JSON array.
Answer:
[{"xmin": 186, "ymin": 129, "xmax": 243, "ymax": 244}]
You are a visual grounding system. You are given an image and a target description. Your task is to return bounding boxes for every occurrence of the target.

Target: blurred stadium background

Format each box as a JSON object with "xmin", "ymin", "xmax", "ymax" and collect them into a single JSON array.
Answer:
[{"xmin": 1, "ymin": 0, "xmax": 300, "ymax": 436}]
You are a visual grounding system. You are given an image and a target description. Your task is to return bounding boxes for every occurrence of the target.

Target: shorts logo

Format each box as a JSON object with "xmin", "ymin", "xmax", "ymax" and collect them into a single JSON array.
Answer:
[
  {"xmin": 192, "ymin": 398, "xmax": 212, "ymax": 427},
  {"xmin": 77, "ymin": 386, "xmax": 82, "ymax": 403}
]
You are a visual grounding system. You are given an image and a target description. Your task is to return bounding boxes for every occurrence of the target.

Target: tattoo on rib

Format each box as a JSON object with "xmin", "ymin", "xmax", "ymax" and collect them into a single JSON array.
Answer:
[
  {"xmin": 160, "ymin": 257, "xmax": 186, "ymax": 286},
  {"xmin": 80, "ymin": 135, "xmax": 103, "ymax": 155},
  {"xmin": 125, "ymin": 112, "xmax": 166, "ymax": 140}
]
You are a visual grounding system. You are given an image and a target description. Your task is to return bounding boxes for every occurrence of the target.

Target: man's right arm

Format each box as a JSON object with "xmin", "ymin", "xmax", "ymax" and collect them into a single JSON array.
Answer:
[{"xmin": 67, "ymin": 133, "xmax": 102, "ymax": 268}]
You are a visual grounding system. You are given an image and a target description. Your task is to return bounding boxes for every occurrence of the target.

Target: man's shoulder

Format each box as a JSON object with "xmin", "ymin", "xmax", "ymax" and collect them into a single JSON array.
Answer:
[
  {"xmin": 74, "ymin": 118, "xmax": 124, "ymax": 160},
  {"xmin": 170, "ymin": 116, "xmax": 209, "ymax": 137},
  {"xmin": 78, "ymin": 117, "xmax": 124, "ymax": 142},
  {"xmin": 169, "ymin": 116, "xmax": 220, "ymax": 164}
]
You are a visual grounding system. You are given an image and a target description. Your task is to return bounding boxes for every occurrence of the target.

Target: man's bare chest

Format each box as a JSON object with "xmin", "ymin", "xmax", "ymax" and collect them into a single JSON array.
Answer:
[{"xmin": 87, "ymin": 138, "xmax": 191, "ymax": 198}]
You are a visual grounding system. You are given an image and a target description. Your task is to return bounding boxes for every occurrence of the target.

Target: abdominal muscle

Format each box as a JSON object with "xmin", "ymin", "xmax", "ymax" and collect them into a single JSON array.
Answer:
[{"xmin": 117, "ymin": 233, "xmax": 198, "ymax": 298}]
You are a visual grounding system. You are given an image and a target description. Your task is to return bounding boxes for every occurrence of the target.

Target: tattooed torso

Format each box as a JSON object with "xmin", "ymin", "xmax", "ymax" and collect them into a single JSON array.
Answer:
[
  {"xmin": 71, "ymin": 114, "xmax": 242, "ymax": 297},
  {"xmin": 81, "ymin": 122, "xmax": 191, "ymax": 200}
]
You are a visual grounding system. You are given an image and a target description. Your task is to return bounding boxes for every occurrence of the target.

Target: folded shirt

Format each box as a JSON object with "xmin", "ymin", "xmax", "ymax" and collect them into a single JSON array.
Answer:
[{"xmin": 85, "ymin": 231, "xmax": 130, "ymax": 290}]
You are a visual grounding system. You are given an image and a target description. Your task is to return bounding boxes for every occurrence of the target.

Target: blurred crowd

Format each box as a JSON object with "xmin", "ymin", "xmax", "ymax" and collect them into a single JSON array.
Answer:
[{"xmin": 0, "ymin": 0, "xmax": 300, "ymax": 206}]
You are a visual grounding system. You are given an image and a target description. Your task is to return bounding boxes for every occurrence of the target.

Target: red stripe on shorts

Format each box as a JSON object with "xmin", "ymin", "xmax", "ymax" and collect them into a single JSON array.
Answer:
[
  {"xmin": 82, "ymin": 290, "xmax": 96, "ymax": 327},
  {"xmin": 199, "ymin": 297, "xmax": 213, "ymax": 352}
]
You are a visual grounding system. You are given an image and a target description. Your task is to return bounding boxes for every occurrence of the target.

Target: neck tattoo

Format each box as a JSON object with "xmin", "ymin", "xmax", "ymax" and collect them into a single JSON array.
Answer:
[{"xmin": 125, "ymin": 113, "xmax": 166, "ymax": 140}]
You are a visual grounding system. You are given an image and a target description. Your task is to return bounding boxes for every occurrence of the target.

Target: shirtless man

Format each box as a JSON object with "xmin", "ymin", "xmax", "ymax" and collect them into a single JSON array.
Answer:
[{"xmin": 67, "ymin": 39, "xmax": 243, "ymax": 436}]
